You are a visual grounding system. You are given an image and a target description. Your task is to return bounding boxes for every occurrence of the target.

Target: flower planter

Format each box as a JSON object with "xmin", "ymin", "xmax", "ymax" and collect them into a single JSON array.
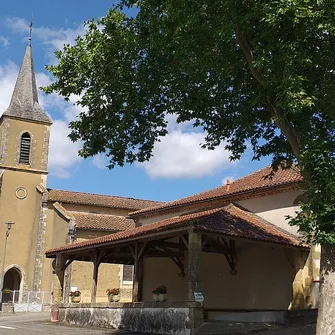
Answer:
[
  {"xmin": 2, "ymin": 293, "xmax": 12, "ymax": 303},
  {"xmin": 71, "ymin": 296, "xmax": 81, "ymax": 303},
  {"xmin": 112, "ymin": 294, "xmax": 120, "ymax": 302},
  {"xmin": 108, "ymin": 294, "xmax": 120, "ymax": 302},
  {"xmin": 158, "ymin": 293, "xmax": 167, "ymax": 302},
  {"xmin": 152, "ymin": 293, "xmax": 159, "ymax": 302}
]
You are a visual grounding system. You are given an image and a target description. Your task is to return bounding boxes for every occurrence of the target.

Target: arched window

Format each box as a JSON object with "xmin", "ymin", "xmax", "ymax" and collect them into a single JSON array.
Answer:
[{"xmin": 19, "ymin": 132, "xmax": 31, "ymax": 165}]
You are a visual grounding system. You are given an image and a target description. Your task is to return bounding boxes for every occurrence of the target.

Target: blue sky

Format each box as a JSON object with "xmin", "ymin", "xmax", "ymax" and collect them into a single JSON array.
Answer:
[{"xmin": 0, "ymin": 0, "xmax": 270, "ymax": 202}]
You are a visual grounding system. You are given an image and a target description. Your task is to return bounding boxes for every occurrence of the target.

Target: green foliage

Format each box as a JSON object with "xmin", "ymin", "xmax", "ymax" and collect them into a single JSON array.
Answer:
[
  {"xmin": 69, "ymin": 290, "xmax": 81, "ymax": 297},
  {"xmin": 43, "ymin": 1, "xmax": 335, "ymax": 242},
  {"xmin": 152, "ymin": 285, "xmax": 167, "ymax": 294},
  {"xmin": 289, "ymin": 138, "xmax": 335, "ymax": 245}
]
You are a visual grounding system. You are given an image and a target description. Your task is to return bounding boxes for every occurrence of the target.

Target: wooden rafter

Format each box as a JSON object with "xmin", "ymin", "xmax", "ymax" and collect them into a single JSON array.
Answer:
[{"xmin": 204, "ymin": 236, "xmax": 237, "ymax": 275}]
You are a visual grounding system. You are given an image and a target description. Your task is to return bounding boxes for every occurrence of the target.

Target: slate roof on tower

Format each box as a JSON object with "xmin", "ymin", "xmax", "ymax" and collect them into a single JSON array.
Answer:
[{"xmin": 2, "ymin": 42, "xmax": 52, "ymax": 125}]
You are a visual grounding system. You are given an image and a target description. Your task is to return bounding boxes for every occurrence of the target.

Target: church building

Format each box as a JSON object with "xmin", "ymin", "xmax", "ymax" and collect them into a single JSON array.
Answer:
[{"xmin": 0, "ymin": 41, "xmax": 160, "ymax": 305}]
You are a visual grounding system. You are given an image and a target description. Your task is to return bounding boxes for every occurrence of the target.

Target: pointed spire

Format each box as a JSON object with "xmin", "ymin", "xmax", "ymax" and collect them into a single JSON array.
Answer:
[{"xmin": 3, "ymin": 40, "xmax": 52, "ymax": 124}]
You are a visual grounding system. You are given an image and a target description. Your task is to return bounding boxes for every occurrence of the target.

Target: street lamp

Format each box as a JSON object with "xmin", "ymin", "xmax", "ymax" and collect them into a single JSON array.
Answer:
[{"xmin": 0, "ymin": 221, "xmax": 15, "ymax": 308}]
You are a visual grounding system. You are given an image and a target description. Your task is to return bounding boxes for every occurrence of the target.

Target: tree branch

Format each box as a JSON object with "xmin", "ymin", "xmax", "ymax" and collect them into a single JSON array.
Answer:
[
  {"xmin": 236, "ymin": 25, "xmax": 301, "ymax": 160},
  {"xmin": 236, "ymin": 25, "xmax": 266, "ymax": 87}
]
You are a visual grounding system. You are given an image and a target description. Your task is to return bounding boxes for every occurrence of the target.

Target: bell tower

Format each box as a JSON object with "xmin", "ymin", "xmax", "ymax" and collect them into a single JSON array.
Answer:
[{"xmin": 0, "ymin": 39, "xmax": 52, "ymax": 293}]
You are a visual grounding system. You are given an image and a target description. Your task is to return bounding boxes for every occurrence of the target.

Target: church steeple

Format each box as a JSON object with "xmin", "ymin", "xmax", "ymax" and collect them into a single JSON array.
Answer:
[{"xmin": 2, "ymin": 42, "xmax": 52, "ymax": 125}]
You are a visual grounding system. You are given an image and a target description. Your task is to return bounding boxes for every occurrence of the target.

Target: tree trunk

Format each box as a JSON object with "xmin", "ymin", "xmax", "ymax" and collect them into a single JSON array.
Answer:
[{"xmin": 316, "ymin": 244, "xmax": 335, "ymax": 335}]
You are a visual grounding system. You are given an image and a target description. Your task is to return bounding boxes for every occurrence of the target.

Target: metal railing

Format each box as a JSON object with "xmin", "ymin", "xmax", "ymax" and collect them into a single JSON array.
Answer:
[{"xmin": 8, "ymin": 291, "xmax": 52, "ymax": 312}]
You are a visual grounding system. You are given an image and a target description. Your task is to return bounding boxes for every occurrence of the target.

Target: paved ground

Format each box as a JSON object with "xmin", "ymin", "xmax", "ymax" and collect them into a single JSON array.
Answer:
[
  {"xmin": 0, "ymin": 313, "xmax": 140, "ymax": 335},
  {"xmin": 254, "ymin": 324, "xmax": 316, "ymax": 335},
  {"xmin": 0, "ymin": 312, "xmax": 316, "ymax": 335}
]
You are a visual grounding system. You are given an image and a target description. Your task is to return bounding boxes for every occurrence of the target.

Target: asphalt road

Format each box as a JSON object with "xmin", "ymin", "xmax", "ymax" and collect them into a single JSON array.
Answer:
[{"xmin": 0, "ymin": 313, "xmax": 136, "ymax": 335}]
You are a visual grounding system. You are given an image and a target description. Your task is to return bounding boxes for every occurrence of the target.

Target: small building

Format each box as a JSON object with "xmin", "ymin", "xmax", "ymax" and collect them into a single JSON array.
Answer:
[{"xmin": 46, "ymin": 166, "xmax": 320, "ymax": 334}]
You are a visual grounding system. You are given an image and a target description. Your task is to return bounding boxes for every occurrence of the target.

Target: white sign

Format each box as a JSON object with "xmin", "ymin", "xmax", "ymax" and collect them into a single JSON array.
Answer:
[{"xmin": 194, "ymin": 292, "xmax": 204, "ymax": 302}]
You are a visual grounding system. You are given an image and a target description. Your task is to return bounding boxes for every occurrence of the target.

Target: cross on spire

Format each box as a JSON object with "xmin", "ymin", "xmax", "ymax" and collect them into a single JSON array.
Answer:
[{"xmin": 29, "ymin": 21, "xmax": 33, "ymax": 44}]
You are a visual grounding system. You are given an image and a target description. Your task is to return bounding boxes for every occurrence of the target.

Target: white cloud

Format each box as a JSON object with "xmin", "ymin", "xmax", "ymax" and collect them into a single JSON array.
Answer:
[
  {"xmin": 0, "ymin": 36, "xmax": 9, "ymax": 48},
  {"xmin": 138, "ymin": 129, "xmax": 232, "ymax": 179},
  {"xmin": 0, "ymin": 61, "xmax": 18, "ymax": 113},
  {"xmin": 92, "ymin": 154, "xmax": 107, "ymax": 169},
  {"xmin": 4, "ymin": 17, "xmax": 85, "ymax": 61},
  {"xmin": 48, "ymin": 120, "xmax": 82, "ymax": 179}
]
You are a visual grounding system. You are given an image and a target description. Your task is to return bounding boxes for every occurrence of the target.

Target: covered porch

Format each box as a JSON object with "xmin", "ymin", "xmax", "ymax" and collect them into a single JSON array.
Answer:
[{"xmin": 46, "ymin": 204, "xmax": 311, "ymax": 334}]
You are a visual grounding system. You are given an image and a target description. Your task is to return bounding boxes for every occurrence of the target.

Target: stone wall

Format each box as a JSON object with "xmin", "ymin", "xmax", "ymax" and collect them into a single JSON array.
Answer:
[{"xmin": 57, "ymin": 302, "xmax": 202, "ymax": 335}]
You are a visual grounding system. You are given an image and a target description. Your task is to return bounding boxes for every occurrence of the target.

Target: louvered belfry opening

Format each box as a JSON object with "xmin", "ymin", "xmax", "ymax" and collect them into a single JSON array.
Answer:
[{"xmin": 19, "ymin": 132, "xmax": 31, "ymax": 164}]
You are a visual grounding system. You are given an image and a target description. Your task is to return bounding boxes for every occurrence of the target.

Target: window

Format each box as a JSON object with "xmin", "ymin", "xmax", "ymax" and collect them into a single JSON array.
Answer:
[
  {"xmin": 122, "ymin": 265, "xmax": 134, "ymax": 283},
  {"xmin": 19, "ymin": 132, "xmax": 31, "ymax": 165}
]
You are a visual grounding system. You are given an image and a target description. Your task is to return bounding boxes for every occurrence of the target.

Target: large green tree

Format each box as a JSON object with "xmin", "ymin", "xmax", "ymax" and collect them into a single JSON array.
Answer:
[{"xmin": 44, "ymin": 1, "xmax": 335, "ymax": 332}]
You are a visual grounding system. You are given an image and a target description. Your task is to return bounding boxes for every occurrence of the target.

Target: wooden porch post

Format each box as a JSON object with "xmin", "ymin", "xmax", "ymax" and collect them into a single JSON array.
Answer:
[
  {"xmin": 132, "ymin": 241, "xmax": 146, "ymax": 302},
  {"xmin": 133, "ymin": 242, "xmax": 140, "ymax": 302},
  {"xmin": 91, "ymin": 251, "xmax": 102, "ymax": 303},
  {"xmin": 52, "ymin": 254, "xmax": 66, "ymax": 303}
]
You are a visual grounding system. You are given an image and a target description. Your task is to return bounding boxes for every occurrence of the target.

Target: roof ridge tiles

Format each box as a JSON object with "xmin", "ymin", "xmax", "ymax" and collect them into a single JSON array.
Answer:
[
  {"xmin": 129, "ymin": 166, "xmax": 302, "ymax": 217},
  {"xmin": 47, "ymin": 188, "xmax": 162, "ymax": 203}
]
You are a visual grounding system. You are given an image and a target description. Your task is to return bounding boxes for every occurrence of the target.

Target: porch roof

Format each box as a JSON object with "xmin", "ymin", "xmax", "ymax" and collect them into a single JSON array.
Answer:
[
  {"xmin": 46, "ymin": 204, "xmax": 307, "ymax": 258},
  {"xmin": 71, "ymin": 211, "xmax": 135, "ymax": 231}
]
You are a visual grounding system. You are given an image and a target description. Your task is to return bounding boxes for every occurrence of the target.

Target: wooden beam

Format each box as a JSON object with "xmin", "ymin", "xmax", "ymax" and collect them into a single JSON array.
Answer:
[
  {"xmin": 52, "ymin": 254, "xmax": 66, "ymax": 303},
  {"xmin": 132, "ymin": 242, "xmax": 140, "ymax": 302},
  {"xmin": 150, "ymin": 240, "xmax": 180, "ymax": 249},
  {"xmin": 206, "ymin": 237, "xmax": 231, "ymax": 254},
  {"xmin": 128, "ymin": 245, "xmax": 135, "ymax": 259},
  {"xmin": 170, "ymin": 256, "xmax": 185, "ymax": 277},
  {"xmin": 202, "ymin": 236, "xmax": 210, "ymax": 248},
  {"xmin": 180, "ymin": 235, "xmax": 188, "ymax": 249},
  {"xmin": 62, "ymin": 258, "xmax": 74, "ymax": 271},
  {"xmin": 90, "ymin": 250, "xmax": 103, "ymax": 303},
  {"xmin": 138, "ymin": 242, "xmax": 148, "ymax": 260},
  {"xmin": 225, "ymin": 240, "xmax": 237, "ymax": 275}
]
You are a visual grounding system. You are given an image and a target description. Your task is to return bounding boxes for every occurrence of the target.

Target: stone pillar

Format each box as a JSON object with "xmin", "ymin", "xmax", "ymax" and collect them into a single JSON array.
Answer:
[
  {"xmin": 187, "ymin": 230, "xmax": 204, "ymax": 334},
  {"xmin": 52, "ymin": 255, "xmax": 65, "ymax": 303},
  {"xmin": 63, "ymin": 263, "xmax": 72, "ymax": 303},
  {"xmin": 187, "ymin": 231, "xmax": 202, "ymax": 301},
  {"xmin": 32, "ymin": 188, "xmax": 48, "ymax": 292},
  {"xmin": 291, "ymin": 249, "xmax": 313, "ymax": 310}
]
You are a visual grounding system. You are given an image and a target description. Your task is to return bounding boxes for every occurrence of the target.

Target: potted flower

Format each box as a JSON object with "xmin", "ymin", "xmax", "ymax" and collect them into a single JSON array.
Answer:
[
  {"xmin": 158, "ymin": 285, "xmax": 167, "ymax": 302},
  {"xmin": 152, "ymin": 286, "xmax": 167, "ymax": 302},
  {"xmin": 1, "ymin": 288, "xmax": 12, "ymax": 303},
  {"xmin": 106, "ymin": 288, "xmax": 120, "ymax": 302},
  {"xmin": 152, "ymin": 288, "xmax": 159, "ymax": 302},
  {"xmin": 69, "ymin": 290, "xmax": 81, "ymax": 303}
]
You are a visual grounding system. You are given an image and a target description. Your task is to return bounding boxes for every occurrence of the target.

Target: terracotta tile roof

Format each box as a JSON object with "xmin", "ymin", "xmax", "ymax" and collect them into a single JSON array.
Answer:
[
  {"xmin": 47, "ymin": 189, "xmax": 163, "ymax": 210},
  {"xmin": 129, "ymin": 166, "xmax": 302, "ymax": 217},
  {"xmin": 46, "ymin": 204, "xmax": 307, "ymax": 256},
  {"xmin": 71, "ymin": 211, "xmax": 135, "ymax": 231}
]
